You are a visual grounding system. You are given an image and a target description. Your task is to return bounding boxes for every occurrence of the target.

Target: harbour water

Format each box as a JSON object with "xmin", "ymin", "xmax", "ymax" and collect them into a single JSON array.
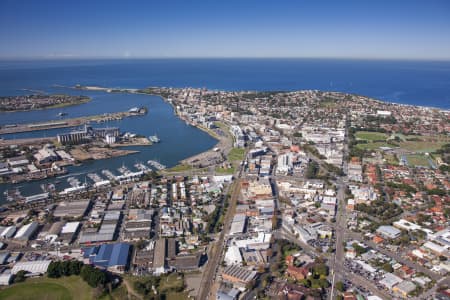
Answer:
[
  {"xmin": 0, "ymin": 89, "xmax": 218, "ymax": 202},
  {"xmin": 1, "ymin": 58, "xmax": 450, "ymax": 202}
]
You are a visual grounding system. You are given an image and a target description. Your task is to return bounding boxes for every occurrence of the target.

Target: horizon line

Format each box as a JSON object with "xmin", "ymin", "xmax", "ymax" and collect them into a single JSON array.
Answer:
[{"xmin": 1, "ymin": 56, "xmax": 450, "ymax": 62}]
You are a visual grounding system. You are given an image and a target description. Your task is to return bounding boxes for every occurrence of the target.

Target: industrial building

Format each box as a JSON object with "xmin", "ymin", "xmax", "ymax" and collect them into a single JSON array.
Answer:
[
  {"xmin": 59, "ymin": 221, "xmax": 81, "ymax": 245},
  {"xmin": 229, "ymin": 214, "xmax": 246, "ymax": 236},
  {"xmin": 0, "ymin": 226, "xmax": 16, "ymax": 239},
  {"xmin": 11, "ymin": 260, "xmax": 51, "ymax": 275},
  {"xmin": 83, "ymin": 242, "xmax": 131, "ymax": 274},
  {"xmin": 53, "ymin": 200, "xmax": 91, "ymax": 219},
  {"xmin": 14, "ymin": 222, "xmax": 39, "ymax": 241},
  {"xmin": 221, "ymin": 265, "xmax": 257, "ymax": 287},
  {"xmin": 57, "ymin": 125, "xmax": 120, "ymax": 145},
  {"xmin": 44, "ymin": 221, "xmax": 65, "ymax": 243},
  {"xmin": 79, "ymin": 209, "xmax": 121, "ymax": 244},
  {"xmin": 153, "ymin": 238, "xmax": 167, "ymax": 275},
  {"xmin": 34, "ymin": 147, "xmax": 59, "ymax": 165}
]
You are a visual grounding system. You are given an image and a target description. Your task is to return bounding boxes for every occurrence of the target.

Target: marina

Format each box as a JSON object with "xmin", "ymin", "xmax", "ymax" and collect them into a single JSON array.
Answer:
[
  {"xmin": 87, "ymin": 172, "xmax": 104, "ymax": 183},
  {"xmin": 147, "ymin": 160, "xmax": 167, "ymax": 170},
  {"xmin": 102, "ymin": 169, "xmax": 117, "ymax": 181}
]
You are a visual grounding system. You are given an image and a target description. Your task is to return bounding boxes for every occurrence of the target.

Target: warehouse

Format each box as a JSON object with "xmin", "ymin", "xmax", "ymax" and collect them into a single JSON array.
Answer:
[
  {"xmin": 11, "ymin": 260, "xmax": 51, "ymax": 275},
  {"xmin": 53, "ymin": 200, "xmax": 91, "ymax": 219},
  {"xmin": 229, "ymin": 214, "xmax": 246, "ymax": 236},
  {"xmin": 153, "ymin": 238, "xmax": 167, "ymax": 275},
  {"xmin": 14, "ymin": 222, "xmax": 39, "ymax": 241},
  {"xmin": 174, "ymin": 253, "xmax": 201, "ymax": 271},
  {"xmin": 44, "ymin": 221, "xmax": 65, "ymax": 243},
  {"xmin": 83, "ymin": 242, "xmax": 131, "ymax": 274},
  {"xmin": 222, "ymin": 264, "xmax": 257, "ymax": 287},
  {"xmin": 0, "ymin": 226, "xmax": 16, "ymax": 239},
  {"xmin": 59, "ymin": 222, "xmax": 80, "ymax": 245}
]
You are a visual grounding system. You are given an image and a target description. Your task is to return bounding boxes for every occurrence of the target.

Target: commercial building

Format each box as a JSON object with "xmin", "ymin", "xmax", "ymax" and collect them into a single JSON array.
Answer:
[
  {"xmin": 216, "ymin": 285, "xmax": 240, "ymax": 300},
  {"xmin": 393, "ymin": 280, "xmax": 416, "ymax": 298},
  {"xmin": 379, "ymin": 273, "xmax": 403, "ymax": 290},
  {"xmin": 229, "ymin": 214, "xmax": 246, "ymax": 236},
  {"xmin": 222, "ymin": 265, "xmax": 257, "ymax": 287},
  {"xmin": 376, "ymin": 225, "xmax": 401, "ymax": 239},
  {"xmin": 225, "ymin": 246, "xmax": 242, "ymax": 266}
]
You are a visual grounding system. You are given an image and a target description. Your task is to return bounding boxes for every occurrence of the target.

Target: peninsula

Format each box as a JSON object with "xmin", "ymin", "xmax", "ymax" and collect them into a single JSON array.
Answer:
[{"xmin": 0, "ymin": 94, "xmax": 90, "ymax": 112}]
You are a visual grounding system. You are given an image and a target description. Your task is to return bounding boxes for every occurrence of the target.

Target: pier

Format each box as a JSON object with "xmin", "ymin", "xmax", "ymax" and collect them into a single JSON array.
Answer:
[{"xmin": 0, "ymin": 108, "xmax": 147, "ymax": 135}]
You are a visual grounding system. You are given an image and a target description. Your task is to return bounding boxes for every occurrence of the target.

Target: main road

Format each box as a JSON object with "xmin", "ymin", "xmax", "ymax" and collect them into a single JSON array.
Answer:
[{"xmin": 198, "ymin": 172, "xmax": 243, "ymax": 300}]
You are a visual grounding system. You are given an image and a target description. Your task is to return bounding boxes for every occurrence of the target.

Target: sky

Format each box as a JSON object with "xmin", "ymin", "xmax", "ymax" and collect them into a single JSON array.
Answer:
[{"xmin": 1, "ymin": 0, "xmax": 450, "ymax": 60}]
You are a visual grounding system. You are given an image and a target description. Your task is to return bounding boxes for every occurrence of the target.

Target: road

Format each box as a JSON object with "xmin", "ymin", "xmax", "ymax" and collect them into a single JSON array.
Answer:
[
  {"xmin": 342, "ymin": 269, "xmax": 393, "ymax": 300},
  {"xmin": 329, "ymin": 117, "xmax": 349, "ymax": 300},
  {"xmin": 198, "ymin": 177, "xmax": 241, "ymax": 300},
  {"xmin": 329, "ymin": 176, "xmax": 347, "ymax": 300},
  {"xmin": 345, "ymin": 231, "xmax": 440, "ymax": 281}
]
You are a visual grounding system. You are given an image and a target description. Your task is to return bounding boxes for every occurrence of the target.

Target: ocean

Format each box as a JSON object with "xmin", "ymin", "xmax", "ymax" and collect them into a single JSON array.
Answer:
[
  {"xmin": 1, "ymin": 58, "xmax": 449, "ymax": 108},
  {"xmin": 0, "ymin": 58, "xmax": 449, "ymax": 202}
]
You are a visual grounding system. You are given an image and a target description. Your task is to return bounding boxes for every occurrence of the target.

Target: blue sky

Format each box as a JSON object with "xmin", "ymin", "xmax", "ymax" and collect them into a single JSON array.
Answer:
[{"xmin": 1, "ymin": 0, "xmax": 450, "ymax": 60}]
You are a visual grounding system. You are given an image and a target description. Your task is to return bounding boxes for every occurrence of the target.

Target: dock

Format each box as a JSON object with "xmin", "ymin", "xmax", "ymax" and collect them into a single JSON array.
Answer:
[{"xmin": 0, "ymin": 108, "xmax": 147, "ymax": 135}]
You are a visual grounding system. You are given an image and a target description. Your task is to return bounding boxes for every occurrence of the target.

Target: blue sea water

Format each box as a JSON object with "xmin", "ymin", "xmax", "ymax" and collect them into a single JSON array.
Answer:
[
  {"xmin": 0, "ymin": 58, "xmax": 449, "ymax": 202},
  {"xmin": 1, "ymin": 58, "xmax": 449, "ymax": 108}
]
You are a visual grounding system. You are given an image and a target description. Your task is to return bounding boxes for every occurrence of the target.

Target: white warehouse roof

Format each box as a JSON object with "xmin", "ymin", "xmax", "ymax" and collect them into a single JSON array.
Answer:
[
  {"xmin": 12, "ymin": 260, "xmax": 51, "ymax": 275},
  {"xmin": 14, "ymin": 222, "xmax": 38, "ymax": 240},
  {"xmin": 61, "ymin": 222, "xmax": 80, "ymax": 234}
]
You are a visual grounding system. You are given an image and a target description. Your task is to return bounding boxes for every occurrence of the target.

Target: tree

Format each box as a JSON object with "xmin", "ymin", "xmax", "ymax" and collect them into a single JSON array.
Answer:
[
  {"xmin": 69, "ymin": 260, "xmax": 83, "ymax": 275},
  {"xmin": 80, "ymin": 265, "xmax": 107, "ymax": 288},
  {"xmin": 382, "ymin": 263, "xmax": 393, "ymax": 273},
  {"xmin": 14, "ymin": 270, "xmax": 27, "ymax": 283},
  {"xmin": 313, "ymin": 263, "xmax": 329, "ymax": 277},
  {"xmin": 336, "ymin": 281, "xmax": 345, "ymax": 292},
  {"xmin": 47, "ymin": 261, "xmax": 62, "ymax": 278}
]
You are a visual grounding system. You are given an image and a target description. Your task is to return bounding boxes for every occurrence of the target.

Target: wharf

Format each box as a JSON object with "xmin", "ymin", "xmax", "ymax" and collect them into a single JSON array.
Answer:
[{"xmin": 0, "ymin": 109, "xmax": 146, "ymax": 135}]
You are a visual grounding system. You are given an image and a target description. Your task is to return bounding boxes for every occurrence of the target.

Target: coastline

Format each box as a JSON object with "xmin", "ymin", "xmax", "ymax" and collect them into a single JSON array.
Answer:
[
  {"xmin": 68, "ymin": 84, "xmax": 227, "ymax": 170},
  {"xmin": 0, "ymin": 96, "xmax": 91, "ymax": 113}
]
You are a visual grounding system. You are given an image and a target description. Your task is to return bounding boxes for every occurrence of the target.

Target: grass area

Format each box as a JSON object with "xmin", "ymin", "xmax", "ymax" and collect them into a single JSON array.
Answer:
[
  {"xmin": 158, "ymin": 273, "xmax": 184, "ymax": 294},
  {"xmin": 214, "ymin": 121, "xmax": 231, "ymax": 134},
  {"xmin": 165, "ymin": 292, "xmax": 190, "ymax": 300},
  {"xmin": 400, "ymin": 141, "xmax": 448, "ymax": 153},
  {"xmin": 228, "ymin": 147, "xmax": 245, "ymax": 162},
  {"xmin": 106, "ymin": 285, "xmax": 130, "ymax": 300},
  {"xmin": 383, "ymin": 153, "xmax": 399, "ymax": 165},
  {"xmin": 215, "ymin": 166, "xmax": 235, "ymax": 174},
  {"xmin": 0, "ymin": 276, "xmax": 93, "ymax": 300},
  {"xmin": 355, "ymin": 131, "xmax": 388, "ymax": 141},
  {"xmin": 356, "ymin": 142, "xmax": 393, "ymax": 150},
  {"xmin": 0, "ymin": 282, "xmax": 70, "ymax": 300},
  {"xmin": 355, "ymin": 132, "xmax": 450, "ymax": 154},
  {"xmin": 405, "ymin": 154, "xmax": 431, "ymax": 167},
  {"xmin": 165, "ymin": 164, "xmax": 193, "ymax": 172}
]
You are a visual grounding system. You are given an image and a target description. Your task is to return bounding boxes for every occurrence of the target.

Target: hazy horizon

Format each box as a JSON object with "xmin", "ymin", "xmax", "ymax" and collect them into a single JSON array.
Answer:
[{"xmin": 1, "ymin": 0, "xmax": 450, "ymax": 60}]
